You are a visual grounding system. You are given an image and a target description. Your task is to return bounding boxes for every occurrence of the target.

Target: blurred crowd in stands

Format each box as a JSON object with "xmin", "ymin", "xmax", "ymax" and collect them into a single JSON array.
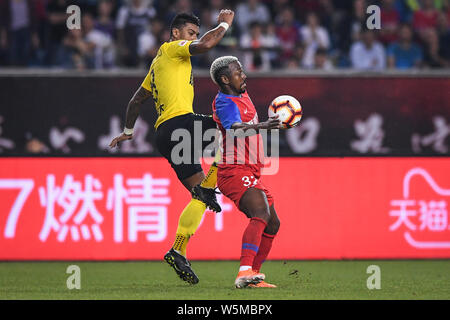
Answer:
[{"xmin": 1, "ymin": 0, "xmax": 449, "ymax": 71}]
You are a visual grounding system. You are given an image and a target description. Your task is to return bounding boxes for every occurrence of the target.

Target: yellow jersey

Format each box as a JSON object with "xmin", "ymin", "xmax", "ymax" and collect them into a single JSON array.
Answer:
[{"xmin": 142, "ymin": 39, "xmax": 194, "ymax": 129}]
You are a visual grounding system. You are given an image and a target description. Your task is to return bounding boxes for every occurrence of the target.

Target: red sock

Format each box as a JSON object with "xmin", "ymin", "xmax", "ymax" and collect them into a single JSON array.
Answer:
[
  {"xmin": 252, "ymin": 232, "xmax": 276, "ymax": 272},
  {"xmin": 240, "ymin": 217, "xmax": 267, "ymax": 268}
]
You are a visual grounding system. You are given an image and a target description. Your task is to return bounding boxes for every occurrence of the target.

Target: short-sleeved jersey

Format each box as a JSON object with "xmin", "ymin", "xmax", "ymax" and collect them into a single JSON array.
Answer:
[
  {"xmin": 142, "ymin": 40, "xmax": 194, "ymax": 129},
  {"xmin": 212, "ymin": 91, "xmax": 264, "ymax": 172}
]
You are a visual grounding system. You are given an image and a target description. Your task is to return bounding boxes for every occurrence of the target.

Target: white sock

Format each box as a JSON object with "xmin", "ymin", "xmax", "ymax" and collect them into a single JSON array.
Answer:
[{"xmin": 239, "ymin": 265, "xmax": 252, "ymax": 272}]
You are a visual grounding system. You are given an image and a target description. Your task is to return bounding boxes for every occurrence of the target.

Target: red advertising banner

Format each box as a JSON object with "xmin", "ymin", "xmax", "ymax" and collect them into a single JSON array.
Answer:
[{"xmin": 0, "ymin": 157, "xmax": 449, "ymax": 260}]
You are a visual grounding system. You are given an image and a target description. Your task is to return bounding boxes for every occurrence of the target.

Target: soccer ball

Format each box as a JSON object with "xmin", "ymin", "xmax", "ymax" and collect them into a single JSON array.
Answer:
[{"xmin": 268, "ymin": 95, "xmax": 303, "ymax": 129}]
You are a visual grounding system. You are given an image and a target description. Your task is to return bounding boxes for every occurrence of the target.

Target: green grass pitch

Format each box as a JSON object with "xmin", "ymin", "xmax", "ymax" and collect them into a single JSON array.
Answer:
[{"xmin": 0, "ymin": 260, "xmax": 449, "ymax": 300}]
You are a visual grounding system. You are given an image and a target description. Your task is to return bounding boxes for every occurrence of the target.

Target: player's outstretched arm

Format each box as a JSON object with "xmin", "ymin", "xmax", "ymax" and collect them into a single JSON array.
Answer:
[
  {"xmin": 189, "ymin": 9, "xmax": 234, "ymax": 55},
  {"xmin": 230, "ymin": 115, "xmax": 282, "ymax": 136},
  {"xmin": 109, "ymin": 86, "xmax": 152, "ymax": 148}
]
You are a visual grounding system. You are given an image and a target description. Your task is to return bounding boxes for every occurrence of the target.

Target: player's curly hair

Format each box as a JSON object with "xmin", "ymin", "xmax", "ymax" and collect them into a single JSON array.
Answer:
[{"xmin": 210, "ymin": 56, "xmax": 242, "ymax": 86}]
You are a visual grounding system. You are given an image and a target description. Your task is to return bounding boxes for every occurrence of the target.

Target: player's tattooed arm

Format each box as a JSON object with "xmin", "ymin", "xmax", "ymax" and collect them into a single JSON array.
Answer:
[
  {"xmin": 230, "ymin": 115, "xmax": 281, "ymax": 136},
  {"xmin": 109, "ymin": 86, "xmax": 151, "ymax": 148},
  {"xmin": 189, "ymin": 9, "xmax": 234, "ymax": 55},
  {"xmin": 124, "ymin": 86, "xmax": 152, "ymax": 129}
]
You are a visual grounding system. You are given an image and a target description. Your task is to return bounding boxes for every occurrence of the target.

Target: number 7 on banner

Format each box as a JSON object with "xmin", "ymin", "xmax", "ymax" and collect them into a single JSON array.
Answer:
[{"xmin": 0, "ymin": 179, "xmax": 34, "ymax": 238}]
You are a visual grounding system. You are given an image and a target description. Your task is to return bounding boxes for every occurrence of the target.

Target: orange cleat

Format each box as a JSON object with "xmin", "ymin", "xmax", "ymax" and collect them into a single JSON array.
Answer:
[
  {"xmin": 234, "ymin": 269, "xmax": 265, "ymax": 288},
  {"xmin": 248, "ymin": 281, "xmax": 277, "ymax": 288}
]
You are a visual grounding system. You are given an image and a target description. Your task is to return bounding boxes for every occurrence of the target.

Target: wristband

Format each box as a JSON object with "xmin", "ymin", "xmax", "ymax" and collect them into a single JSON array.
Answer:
[
  {"xmin": 123, "ymin": 127, "xmax": 134, "ymax": 135},
  {"xmin": 218, "ymin": 22, "xmax": 229, "ymax": 31}
]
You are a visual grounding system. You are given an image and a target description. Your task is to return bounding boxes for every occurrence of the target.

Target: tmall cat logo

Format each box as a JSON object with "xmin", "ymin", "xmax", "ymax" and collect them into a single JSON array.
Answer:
[{"xmin": 389, "ymin": 168, "xmax": 450, "ymax": 249}]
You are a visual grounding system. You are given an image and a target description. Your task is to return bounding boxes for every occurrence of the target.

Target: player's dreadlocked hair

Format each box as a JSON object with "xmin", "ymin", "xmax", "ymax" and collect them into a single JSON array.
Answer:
[
  {"xmin": 170, "ymin": 12, "xmax": 200, "ymax": 38},
  {"xmin": 210, "ymin": 56, "xmax": 242, "ymax": 87}
]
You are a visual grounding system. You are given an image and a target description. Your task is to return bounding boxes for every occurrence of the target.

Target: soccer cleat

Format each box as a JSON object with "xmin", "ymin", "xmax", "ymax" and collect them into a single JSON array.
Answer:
[
  {"xmin": 234, "ymin": 269, "xmax": 265, "ymax": 289},
  {"xmin": 248, "ymin": 281, "xmax": 277, "ymax": 288},
  {"xmin": 191, "ymin": 185, "xmax": 222, "ymax": 213},
  {"xmin": 164, "ymin": 248, "xmax": 199, "ymax": 285}
]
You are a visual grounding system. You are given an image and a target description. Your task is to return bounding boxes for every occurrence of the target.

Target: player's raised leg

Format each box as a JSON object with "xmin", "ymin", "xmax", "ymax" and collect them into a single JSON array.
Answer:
[
  {"xmin": 164, "ymin": 152, "xmax": 221, "ymax": 284},
  {"xmin": 191, "ymin": 159, "xmax": 221, "ymax": 212}
]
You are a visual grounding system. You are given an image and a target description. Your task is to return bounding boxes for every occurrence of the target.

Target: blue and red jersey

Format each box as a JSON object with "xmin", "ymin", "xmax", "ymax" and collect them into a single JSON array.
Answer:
[{"xmin": 212, "ymin": 91, "xmax": 265, "ymax": 172}]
